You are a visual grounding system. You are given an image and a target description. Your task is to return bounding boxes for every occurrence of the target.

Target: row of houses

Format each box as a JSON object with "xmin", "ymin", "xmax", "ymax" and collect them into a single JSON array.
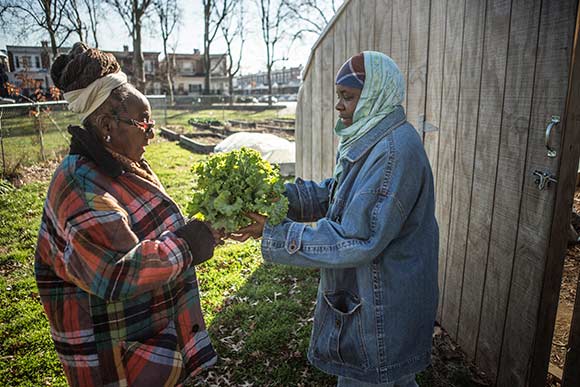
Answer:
[{"xmin": 0, "ymin": 42, "xmax": 302, "ymax": 100}]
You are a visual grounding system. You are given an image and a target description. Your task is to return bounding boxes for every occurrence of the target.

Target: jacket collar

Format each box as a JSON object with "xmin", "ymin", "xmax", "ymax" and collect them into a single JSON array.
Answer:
[
  {"xmin": 344, "ymin": 106, "xmax": 407, "ymax": 163},
  {"xmin": 68, "ymin": 125, "xmax": 124, "ymax": 178}
]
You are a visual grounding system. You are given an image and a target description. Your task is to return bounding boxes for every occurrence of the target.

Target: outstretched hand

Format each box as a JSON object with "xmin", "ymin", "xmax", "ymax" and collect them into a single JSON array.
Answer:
[
  {"xmin": 206, "ymin": 223, "xmax": 226, "ymax": 246},
  {"xmin": 229, "ymin": 212, "xmax": 267, "ymax": 242}
]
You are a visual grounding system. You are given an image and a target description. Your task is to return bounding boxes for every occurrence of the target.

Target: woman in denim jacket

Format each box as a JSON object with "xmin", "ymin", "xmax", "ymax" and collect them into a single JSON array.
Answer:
[{"xmin": 234, "ymin": 51, "xmax": 439, "ymax": 386}]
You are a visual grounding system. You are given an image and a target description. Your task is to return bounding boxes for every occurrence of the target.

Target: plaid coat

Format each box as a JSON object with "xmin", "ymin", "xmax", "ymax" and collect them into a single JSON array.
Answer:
[{"xmin": 35, "ymin": 154, "xmax": 217, "ymax": 387}]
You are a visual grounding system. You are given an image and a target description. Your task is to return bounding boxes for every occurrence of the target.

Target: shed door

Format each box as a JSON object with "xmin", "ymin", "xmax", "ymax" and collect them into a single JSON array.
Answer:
[
  {"xmin": 422, "ymin": 0, "xmax": 580, "ymax": 385},
  {"xmin": 295, "ymin": 0, "xmax": 580, "ymax": 384}
]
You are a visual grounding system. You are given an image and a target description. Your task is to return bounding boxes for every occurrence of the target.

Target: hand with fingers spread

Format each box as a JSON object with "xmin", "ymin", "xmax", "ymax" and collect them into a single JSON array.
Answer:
[{"xmin": 229, "ymin": 212, "xmax": 268, "ymax": 242}]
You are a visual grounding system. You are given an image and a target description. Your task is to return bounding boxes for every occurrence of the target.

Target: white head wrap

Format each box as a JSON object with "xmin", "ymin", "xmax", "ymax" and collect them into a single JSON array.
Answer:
[{"xmin": 63, "ymin": 71, "xmax": 128, "ymax": 122}]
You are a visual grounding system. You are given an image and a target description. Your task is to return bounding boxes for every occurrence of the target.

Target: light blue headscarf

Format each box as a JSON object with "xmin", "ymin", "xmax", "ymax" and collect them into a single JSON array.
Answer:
[{"xmin": 333, "ymin": 51, "xmax": 405, "ymax": 181}]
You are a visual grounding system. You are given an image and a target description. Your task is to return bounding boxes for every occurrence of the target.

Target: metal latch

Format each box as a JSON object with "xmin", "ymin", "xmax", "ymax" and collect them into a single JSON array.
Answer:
[{"xmin": 533, "ymin": 170, "xmax": 558, "ymax": 190}]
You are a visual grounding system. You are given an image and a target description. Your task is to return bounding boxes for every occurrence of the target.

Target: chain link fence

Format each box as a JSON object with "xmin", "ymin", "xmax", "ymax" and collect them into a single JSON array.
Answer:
[{"xmin": 0, "ymin": 95, "xmax": 167, "ymax": 177}]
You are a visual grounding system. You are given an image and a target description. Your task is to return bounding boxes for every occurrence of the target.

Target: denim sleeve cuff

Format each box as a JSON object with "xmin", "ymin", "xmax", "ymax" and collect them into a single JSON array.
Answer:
[
  {"xmin": 284, "ymin": 222, "xmax": 306, "ymax": 254},
  {"xmin": 261, "ymin": 220, "xmax": 307, "ymax": 262},
  {"xmin": 261, "ymin": 220, "xmax": 275, "ymax": 262}
]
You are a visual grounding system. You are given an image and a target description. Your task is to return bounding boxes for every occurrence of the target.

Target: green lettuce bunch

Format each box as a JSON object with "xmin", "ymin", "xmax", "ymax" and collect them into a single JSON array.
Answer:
[{"xmin": 187, "ymin": 147, "xmax": 289, "ymax": 232}]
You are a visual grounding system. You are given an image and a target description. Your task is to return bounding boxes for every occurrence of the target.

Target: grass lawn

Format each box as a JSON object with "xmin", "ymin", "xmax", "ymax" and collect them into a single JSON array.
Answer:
[
  {"xmin": 0, "ymin": 140, "xmax": 482, "ymax": 386},
  {"xmin": 1, "ymin": 107, "xmax": 293, "ymax": 171},
  {"xmin": 166, "ymin": 108, "xmax": 294, "ymax": 127},
  {"xmin": 0, "ymin": 140, "xmax": 334, "ymax": 386},
  {"xmin": 1, "ymin": 109, "xmax": 74, "ymax": 168}
]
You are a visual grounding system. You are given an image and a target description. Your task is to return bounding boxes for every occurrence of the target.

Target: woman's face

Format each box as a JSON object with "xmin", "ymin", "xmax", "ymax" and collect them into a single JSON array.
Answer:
[
  {"xmin": 109, "ymin": 95, "xmax": 154, "ymax": 161},
  {"xmin": 335, "ymin": 84, "xmax": 362, "ymax": 127}
]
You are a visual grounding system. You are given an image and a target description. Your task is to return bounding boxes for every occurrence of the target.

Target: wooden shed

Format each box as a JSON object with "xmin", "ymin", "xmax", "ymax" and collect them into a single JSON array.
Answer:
[{"xmin": 295, "ymin": 0, "xmax": 580, "ymax": 385}]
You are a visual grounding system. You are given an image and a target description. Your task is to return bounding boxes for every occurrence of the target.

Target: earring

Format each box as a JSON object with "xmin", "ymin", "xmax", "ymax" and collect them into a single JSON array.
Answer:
[{"xmin": 105, "ymin": 135, "xmax": 111, "ymax": 143}]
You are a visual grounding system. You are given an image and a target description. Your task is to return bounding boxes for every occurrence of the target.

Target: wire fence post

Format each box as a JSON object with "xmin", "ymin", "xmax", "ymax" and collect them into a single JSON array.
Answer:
[
  {"xmin": 164, "ymin": 94, "xmax": 168, "ymax": 128},
  {"xmin": 35, "ymin": 105, "xmax": 46, "ymax": 162},
  {"xmin": 0, "ymin": 108, "xmax": 5, "ymax": 177}
]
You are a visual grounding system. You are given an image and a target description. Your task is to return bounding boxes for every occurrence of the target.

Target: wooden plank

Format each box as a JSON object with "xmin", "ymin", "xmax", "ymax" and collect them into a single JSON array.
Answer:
[
  {"xmin": 375, "ymin": 0, "xmax": 393, "ymax": 56},
  {"xmin": 498, "ymin": 0, "xmax": 578, "ymax": 385},
  {"xmin": 422, "ymin": 0, "xmax": 446, "ymax": 321},
  {"xmin": 406, "ymin": 0, "xmax": 430, "ymax": 131},
  {"xmin": 311, "ymin": 50, "xmax": 323, "ymax": 182},
  {"xmin": 453, "ymin": 0, "xmax": 489, "ymax": 359},
  {"xmin": 360, "ymin": 0, "xmax": 375, "ymax": 51},
  {"xmin": 390, "ymin": 0, "xmax": 411, "ymax": 111},
  {"xmin": 531, "ymin": 2, "xmax": 580, "ymax": 386},
  {"xmin": 295, "ymin": 83, "xmax": 304, "ymax": 177},
  {"xmin": 346, "ymin": 0, "xmax": 361, "ymax": 57},
  {"xmin": 550, "ymin": 363, "xmax": 564, "ymax": 381},
  {"xmin": 436, "ymin": 0, "xmax": 465, "ymax": 339},
  {"xmin": 547, "ymin": 7, "xmax": 580, "ymax": 387},
  {"xmin": 548, "ymin": 363, "xmax": 560, "ymax": 387},
  {"xmin": 333, "ymin": 14, "xmax": 348, "ymax": 153},
  {"xmin": 301, "ymin": 70, "xmax": 313, "ymax": 179},
  {"xmin": 461, "ymin": 0, "xmax": 511, "ymax": 380},
  {"xmin": 475, "ymin": 0, "xmax": 544, "ymax": 382},
  {"xmin": 563, "ymin": 75, "xmax": 580, "ymax": 385},
  {"xmin": 321, "ymin": 32, "xmax": 336, "ymax": 179},
  {"xmin": 563, "ymin": 259, "xmax": 580, "ymax": 386}
]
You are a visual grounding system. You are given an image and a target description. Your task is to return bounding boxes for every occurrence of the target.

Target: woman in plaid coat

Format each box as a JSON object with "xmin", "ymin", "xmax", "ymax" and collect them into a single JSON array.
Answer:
[{"xmin": 34, "ymin": 43, "xmax": 218, "ymax": 387}]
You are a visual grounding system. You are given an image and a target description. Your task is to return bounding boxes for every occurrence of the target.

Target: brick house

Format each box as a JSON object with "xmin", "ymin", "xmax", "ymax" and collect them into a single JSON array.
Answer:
[{"xmin": 160, "ymin": 49, "xmax": 228, "ymax": 95}]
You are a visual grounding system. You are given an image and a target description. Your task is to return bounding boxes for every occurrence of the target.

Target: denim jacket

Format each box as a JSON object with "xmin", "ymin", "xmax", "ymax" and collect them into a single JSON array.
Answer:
[{"xmin": 261, "ymin": 107, "xmax": 439, "ymax": 384}]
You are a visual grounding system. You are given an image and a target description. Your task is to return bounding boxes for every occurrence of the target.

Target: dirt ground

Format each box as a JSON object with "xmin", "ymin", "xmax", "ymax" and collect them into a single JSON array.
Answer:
[{"xmin": 424, "ymin": 326, "xmax": 491, "ymax": 387}]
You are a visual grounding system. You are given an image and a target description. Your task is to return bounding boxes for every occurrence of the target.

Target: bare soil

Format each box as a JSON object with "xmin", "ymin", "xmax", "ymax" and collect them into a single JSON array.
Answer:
[
  {"xmin": 546, "ymin": 190, "xmax": 580, "ymax": 386},
  {"xmin": 6, "ymin": 158, "xmax": 61, "ymax": 186}
]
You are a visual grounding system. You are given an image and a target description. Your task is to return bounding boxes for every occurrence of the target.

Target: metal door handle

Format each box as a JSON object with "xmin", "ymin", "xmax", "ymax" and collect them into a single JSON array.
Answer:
[{"xmin": 545, "ymin": 115, "xmax": 560, "ymax": 158}]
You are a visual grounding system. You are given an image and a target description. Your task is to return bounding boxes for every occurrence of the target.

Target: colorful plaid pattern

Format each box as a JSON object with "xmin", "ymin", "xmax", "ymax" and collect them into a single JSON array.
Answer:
[{"xmin": 35, "ymin": 155, "xmax": 217, "ymax": 387}]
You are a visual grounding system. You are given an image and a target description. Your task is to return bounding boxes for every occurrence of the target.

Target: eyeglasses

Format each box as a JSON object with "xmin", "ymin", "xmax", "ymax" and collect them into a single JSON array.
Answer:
[{"xmin": 115, "ymin": 115, "xmax": 155, "ymax": 134}]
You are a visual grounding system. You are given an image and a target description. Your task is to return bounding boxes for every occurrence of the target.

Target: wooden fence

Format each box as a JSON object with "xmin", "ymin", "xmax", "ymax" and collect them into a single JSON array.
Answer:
[{"xmin": 295, "ymin": 0, "xmax": 580, "ymax": 385}]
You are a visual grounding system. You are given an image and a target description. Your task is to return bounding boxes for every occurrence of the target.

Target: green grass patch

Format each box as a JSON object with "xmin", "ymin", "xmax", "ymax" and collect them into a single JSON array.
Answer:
[
  {"xmin": 1, "ymin": 107, "xmax": 293, "ymax": 171},
  {"xmin": 1, "ymin": 109, "xmax": 73, "ymax": 168},
  {"xmin": 166, "ymin": 108, "xmax": 294, "ymax": 127},
  {"xmin": 0, "ymin": 141, "xmax": 329, "ymax": 386},
  {"xmin": 0, "ymin": 141, "xmax": 465, "ymax": 387},
  {"xmin": 0, "ymin": 181, "xmax": 67, "ymax": 386}
]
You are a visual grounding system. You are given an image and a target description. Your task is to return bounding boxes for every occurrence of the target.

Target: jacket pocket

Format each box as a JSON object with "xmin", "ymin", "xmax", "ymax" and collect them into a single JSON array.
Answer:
[
  {"xmin": 312, "ymin": 289, "xmax": 369, "ymax": 369},
  {"xmin": 120, "ymin": 320, "xmax": 184, "ymax": 387}
]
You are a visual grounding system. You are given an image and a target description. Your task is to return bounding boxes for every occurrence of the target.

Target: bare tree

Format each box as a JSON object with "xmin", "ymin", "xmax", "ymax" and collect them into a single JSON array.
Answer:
[
  {"xmin": 64, "ymin": 0, "xmax": 85, "ymax": 43},
  {"xmin": 0, "ymin": 4, "xmax": 9, "ymax": 28},
  {"xmin": 154, "ymin": 0, "xmax": 180, "ymax": 105},
  {"xmin": 105, "ymin": 0, "xmax": 153, "ymax": 92},
  {"xmin": 82, "ymin": 0, "xmax": 100, "ymax": 47},
  {"xmin": 284, "ymin": 0, "xmax": 337, "ymax": 40},
  {"xmin": 256, "ymin": 0, "xmax": 290, "ymax": 105},
  {"xmin": 220, "ymin": 0, "xmax": 245, "ymax": 104},
  {"xmin": 202, "ymin": 0, "xmax": 234, "ymax": 95},
  {"xmin": 3, "ymin": 0, "xmax": 72, "ymax": 59}
]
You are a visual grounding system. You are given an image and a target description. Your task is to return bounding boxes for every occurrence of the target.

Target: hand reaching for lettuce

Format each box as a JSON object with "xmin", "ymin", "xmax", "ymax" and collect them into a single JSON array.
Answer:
[{"xmin": 229, "ymin": 212, "xmax": 267, "ymax": 242}]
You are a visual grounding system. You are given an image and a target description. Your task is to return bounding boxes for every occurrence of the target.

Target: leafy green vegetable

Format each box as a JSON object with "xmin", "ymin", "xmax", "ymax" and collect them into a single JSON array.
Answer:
[
  {"xmin": 188, "ymin": 117, "xmax": 224, "ymax": 127},
  {"xmin": 187, "ymin": 147, "xmax": 289, "ymax": 232}
]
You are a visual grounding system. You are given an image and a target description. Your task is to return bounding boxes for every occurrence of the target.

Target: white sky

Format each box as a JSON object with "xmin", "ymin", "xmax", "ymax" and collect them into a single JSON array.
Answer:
[{"xmin": 0, "ymin": 0, "xmax": 344, "ymax": 75}]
